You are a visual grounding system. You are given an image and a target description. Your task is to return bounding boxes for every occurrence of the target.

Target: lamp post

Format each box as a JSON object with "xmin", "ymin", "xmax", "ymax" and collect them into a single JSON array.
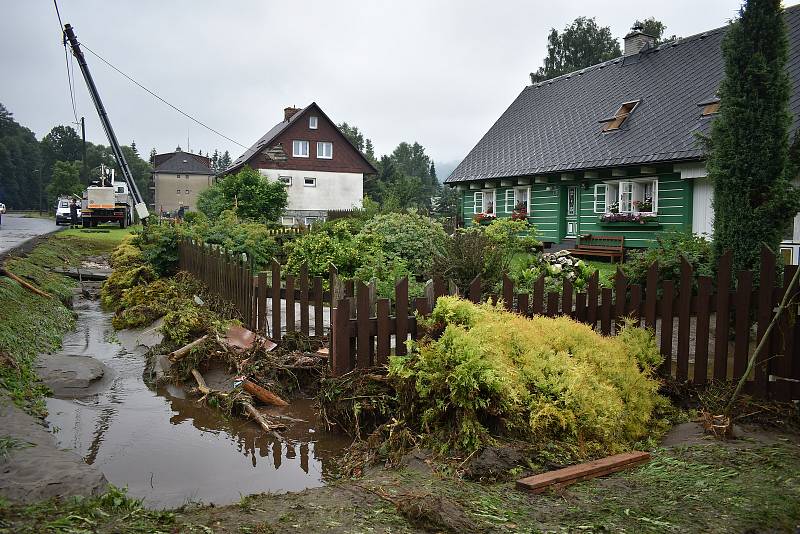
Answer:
[{"xmin": 34, "ymin": 168, "xmax": 42, "ymax": 215}]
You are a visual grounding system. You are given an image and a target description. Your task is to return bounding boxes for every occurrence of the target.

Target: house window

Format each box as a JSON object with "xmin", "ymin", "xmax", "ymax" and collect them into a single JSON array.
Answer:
[
  {"xmin": 305, "ymin": 216, "xmax": 319, "ymax": 225},
  {"xmin": 567, "ymin": 187, "xmax": 577, "ymax": 215},
  {"xmin": 279, "ymin": 175, "xmax": 292, "ymax": 186},
  {"xmin": 185, "ymin": 189, "xmax": 190, "ymax": 195},
  {"xmin": 473, "ymin": 190, "xmax": 495, "ymax": 214},
  {"xmin": 506, "ymin": 187, "xmax": 529, "ymax": 214},
  {"xmin": 594, "ymin": 179, "xmax": 658, "ymax": 214},
  {"xmin": 176, "ymin": 189, "xmax": 181, "ymax": 195},
  {"xmin": 600, "ymin": 100, "xmax": 640, "ymax": 131},
  {"xmin": 281, "ymin": 216, "xmax": 295, "ymax": 226},
  {"xmin": 304, "ymin": 177, "xmax": 316, "ymax": 187},
  {"xmin": 316, "ymin": 141, "xmax": 333, "ymax": 159},
  {"xmin": 292, "ymin": 140, "xmax": 309, "ymax": 157},
  {"xmin": 702, "ymin": 102, "xmax": 720, "ymax": 116},
  {"xmin": 309, "ymin": 116, "xmax": 318, "ymax": 129},
  {"xmin": 176, "ymin": 174, "xmax": 181, "ymax": 179}
]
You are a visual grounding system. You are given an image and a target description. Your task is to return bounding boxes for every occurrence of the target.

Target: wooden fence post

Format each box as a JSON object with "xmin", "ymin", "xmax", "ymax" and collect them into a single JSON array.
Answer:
[
  {"xmin": 271, "ymin": 259, "xmax": 281, "ymax": 343},
  {"xmin": 676, "ymin": 258, "xmax": 693, "ymax": 381},
  {"xmin": 733, "ymin": 270, "xmax": 753, "ymax": 380},
  {"xmin": 356, "ymin": 280, "xmax": 372, "ymax": 368},
  {"xmin": 693, "ymin": 276, "xmax": 712, "ymax": 385},
  {"xmin": 332, "ymin": 299, "xmax": 351, "ymax": 376},
  {"xmin": 755, "ymin": 246, "xmax": 776, "ymax": 396},
  {"xmin": 395, "ymin": 277, "xmax": 409, "ymax": 356},
  {"xmin": 300, "ymin": 263, "xmax": 309, "ymax": 336},
  {"xmin": 713, "ymin": 251, "xmax": 732, "ymax": 381}
]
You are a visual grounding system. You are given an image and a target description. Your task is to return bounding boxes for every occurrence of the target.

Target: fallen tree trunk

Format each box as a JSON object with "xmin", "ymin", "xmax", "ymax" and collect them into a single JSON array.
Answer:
[
  {"xmin": 0, "ymin": 267, "xmax": 53, "ymax": 299},
  {"xmin": 243, "ymin": 378, "xmax": 289, "ymax": 407},
  {"xmin": 169, "ymin": 335, "xmax": 209, "ymax": 362},
  {"xmin": 243, "ymin": 402, "xmax": 286, "ymax": 433}
]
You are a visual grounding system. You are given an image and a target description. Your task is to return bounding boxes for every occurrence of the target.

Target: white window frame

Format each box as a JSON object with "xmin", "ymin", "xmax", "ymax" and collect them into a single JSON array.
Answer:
[
  {"xmin": 481, "ymin": 189, "xmax": 496, "ymax": 214},
  {"xmin": 316, "ymin": 141, "xmax": 333, "ymax": 159},
  {"xmin": 473, "ymin": 191, "xmax": 483, "ymax": 214},
  {"xmin": 304, "ymin": 177, "xmax": 316, "ymax": 187},
  {"xmin": 515, "ymin": 187, "xmax": 530, "ymax": 214},
  {"xmin": 281, "ymin": 216, "xmax": 295, "ymax": 226},
  {"xmin": 176, "ymin": 189, "xmax": 181, "ymax": 195},
  {"xmin": 185, "ymin": 189, "xmax": 190, "ymax": 195},
  {"xmin": 305, "ymin": 216, "xmax": 319, "ymax": 225},
  {"xmin": 596, "ymin": 178, "xmax": 658, "ymax": 214},
  {"xmin": 279, "ymin": 175, "xmax": 292, "ymax": 186},
  {"xmin": 292, "ymin": 140, "xmax": 309, "ymax": 157},
  {"xmin": 309, "ymin": 116, "xmax": 318, "ymax": 129},
  {"xmin": 593, "ymin": 183, "xmax": 607, "ymax": 213},
  {"xmin": 505, "ymin": 189, "xmax": 515, "ymax": 213}
]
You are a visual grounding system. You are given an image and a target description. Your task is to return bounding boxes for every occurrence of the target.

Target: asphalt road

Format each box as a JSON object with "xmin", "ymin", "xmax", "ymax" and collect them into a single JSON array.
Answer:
[{"xmin": 0, "ymin": 213, "xmax": 62, "ymax": 256}]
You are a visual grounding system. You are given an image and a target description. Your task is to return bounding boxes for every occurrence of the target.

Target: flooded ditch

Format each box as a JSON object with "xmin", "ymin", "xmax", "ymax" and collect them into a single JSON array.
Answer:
[{"xmin": 44, "ymin": 294, "xmax": 350, "ymax": 509}]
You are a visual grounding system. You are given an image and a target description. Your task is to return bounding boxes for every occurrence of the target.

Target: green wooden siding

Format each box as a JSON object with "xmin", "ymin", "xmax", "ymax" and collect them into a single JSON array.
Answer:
[{"xmin": 459, "ymin": 172, "xmax": 693, "ymax": 248}]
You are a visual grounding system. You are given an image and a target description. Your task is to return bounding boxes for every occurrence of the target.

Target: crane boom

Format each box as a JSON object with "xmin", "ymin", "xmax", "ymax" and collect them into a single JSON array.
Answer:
[{"xmin": 62, "ymin": 23, "xmax": 149, "ymax": 221}]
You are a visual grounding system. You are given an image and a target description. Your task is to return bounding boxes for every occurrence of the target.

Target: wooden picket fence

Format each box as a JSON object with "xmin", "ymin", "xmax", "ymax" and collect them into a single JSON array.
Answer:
[{"xmin": 178, "ymin": 240, "xmax": 800, "ymax": 400}]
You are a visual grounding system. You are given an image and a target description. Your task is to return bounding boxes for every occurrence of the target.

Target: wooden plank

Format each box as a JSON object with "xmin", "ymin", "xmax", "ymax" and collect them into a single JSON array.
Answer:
[
  {"xmin": 469, "ymin": 275, "xmax": 482, "ymax": 304},
  {"xmin": 503, "ymin": 274, "xmax": 514, "ymax": 311},
  {"xmin": 660, "ymin": 280, "xmax": 675, "ymax": 376},
  {"xmin": 376, "ymin": 298, "xmax": 391, "ymax": 365},
  {"xmin": 676, "ymin": 258, "xmax": 692, "ymax": 381},
  {"xmin": 600, "ymin": 287, "xmax": 612, "ymax": 335},
  {"xmin": 713, "ymin": 251, "xmax": 732, "ymax": 381},
  {"xmin": 755, "ymin": 247, "xmax": 775, "ymax": 396},
  {"xmin": 313, "ymin": 276, "xmax": 324, "ymax": 337},
  {"xmin": 693, "ymin": 276, "xmax": 712, "ymax": 385},
  {"xmin": 433, "ymin": 276, "xmax": 446, "ymax": 304},
  {"xmin": 587, "ymin": 270, "xmax": 599, "ymax": 330},
  {"xmin": 516, "ymin": 451, "xmax": 651, "ymax": 493},
  {"xmin": 356, "ymin": 281, "xmax": 371, "ymax": 368},
  {"xmin": 395, "ymin": 277, "xmax": 409, "ymax": 356},
  {"xmin": 332, "ymin": 299, "xmax": 351, "ymax": 376},
  {"xmin": 257, "ymin": 271, "xmax": 268, "ymax": 335},
  {"xmin": 628, "ymin": 284, "xmax": 642, "ymax": 326},
  {"xmin": 644, "ymin": 261, "xmax": 658, "ymax": 330},
  {"xmin": 517, "ymin": 293, "xmax": 529, "ymax": 317},
  {"xmin": 286, "ymin": 274, "xmax": 296, "ymax": 333},
  {"xmin": 546, "ymin": 292, "xmax": 559, "ymax": 317},
  {"xmin": 562, "ymin": 278, "xmax": 573, "ymax": 318},
  {"xmin": 575, "ymin": 292, "xmax": 587, "ymax": 323},
  {"xmin": 613, "ymin": 268, "xmax": 627, "ymax": 333},
  {"xmin": 533, "ymin": 275, "xmax": 545, "ymax": 316},
  {"xmin": 300, "ymin": 263, "xmax": 309, "ymax": 336},
  {"xmin": 329, "ymin": 264, "xmax": 339, "ymax": 305},
  {"xmin": 733, "ymin": 270, "xmax": 753, "ymax": 380},
  {"xmin": 777, "ymin": 265, "xmax": 799, "ymax": 382},
  {"xmin": 271, "ymin": 259, "xmax": 281, "ymax": 343}
]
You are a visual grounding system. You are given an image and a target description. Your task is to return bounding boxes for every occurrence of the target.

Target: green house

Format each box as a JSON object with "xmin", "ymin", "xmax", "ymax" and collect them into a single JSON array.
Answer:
[{"xmin": 445, "ymin": 8, "xmax": 800, "ymax": 252}]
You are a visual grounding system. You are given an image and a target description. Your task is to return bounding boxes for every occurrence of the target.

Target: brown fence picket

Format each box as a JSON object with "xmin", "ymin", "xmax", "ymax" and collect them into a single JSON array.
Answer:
[
  {"xmin": 713, "ymin": 251, "xmax": 732, "ymax": 381},
  {"xmin": 300, "ymin": 264, "xmax": 309, "ymax": 336},
  {"xmin": 332, "ymin": 299, "xmax": 351, "ymax": 376},
  {"xmin": 546, "ymin": 292, "xmax": 559, "ymax": 317},
  {"xmin": 778, "ymin": 264, "xmax": 799, "ymax": 385},
  {"xmin": 517, "ymin": 293, "xmax": 529, "ymax": 317},
  {"xmin": 469, "ymin": 275, "xmax": 481, "ymax": 303},
  {"xmin": 313, "ymin": 276, "xmax": 324, "ymax": 337},
  {"xmin": 356, "ymin": 281, "xmax": 371, "ymax": 368},
  {"xmin": 733, "ymin": 270, "xmax": 753, "ymax": 380},
  {"xmin": 562, "ymin": 278, "xmax": 573, "ymax": 318},
  {"xmin": 693, "ymin": 276, "xmax": 712, "ymax": 385},
  {"xmin": 286, "ymin": 274, "xmax": 296, "ymax": 334},
  {"xmin": 272, "ymin": 260, "xmax": 281, "ymax": 343},
  {"xmin": 628, "ymin": 284, "xmax": 641, "ymax": 325},
  {"xmin": 613, "ymin": 269, "xmax": 627, "ymax": 332},
  {"xmin": 755, "ymin": 247, "xmax": 776, "ymax": 396},
  {"xmin": 257, "ymin": 271, "xmax": 267, "ymax": 334},
  {"xmin": 676, "ymin": 259, "xmax": 692, "ymax": 381},
  {"xmin": 600, "ymin": 287, "xmax": 612, "ymax": 335},
  {"xmin": 376, "ymin": 298, "xmax": 391, "ymax": 365},
  {"xmin": 533, "ymin": 275, "xmax": 545, "ymax": 316},
  {"xmin": 587, "ymin": 271, "xmax": 599, "ymax": 328},
  {"xmin": 575, "ymin": 292, "xmax": 587, "ymax": 323},
  {"xmin": 644, "ymin": 262, "xmax": 658, "ymax": 330},
  {"xmin": 503, "ymin": 275, "xmax": 514, "ymax": 311},
  {"xmin": 660, "ymin": 280, "xmax": 675, "ymax": 376},
  {"xmin": 395, "ymin": 277, "xmax": 409, "ymax": 356}
]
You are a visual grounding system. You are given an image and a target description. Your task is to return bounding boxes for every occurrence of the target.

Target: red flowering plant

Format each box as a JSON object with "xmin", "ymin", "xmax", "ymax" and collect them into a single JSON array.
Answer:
[
  {"xmin": 511, "ymin": 201, "xmax": 528, "ymax": 221},
  {"xmin": 473, "ymin": 212, "xmax": 497, "ymax": 224}
]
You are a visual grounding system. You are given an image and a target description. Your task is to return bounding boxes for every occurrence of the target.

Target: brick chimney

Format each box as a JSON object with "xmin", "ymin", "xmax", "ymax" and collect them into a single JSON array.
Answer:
[
  {"xmin": 623, "ymin": 25, "xmax": 656, "ymax": 56},
  {"xmin": 284, "ymin": 106, "xmax": 301, "ymax": 122}
]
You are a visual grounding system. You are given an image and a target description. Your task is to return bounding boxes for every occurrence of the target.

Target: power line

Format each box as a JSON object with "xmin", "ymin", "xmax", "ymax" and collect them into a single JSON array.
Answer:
[
  {"xmin": 78, "ymin": 42, "xmax": 248, "ymax": 149},
  {"xmin": 55, "ymin": 0, "xmax": 79, "ymax": 124}
]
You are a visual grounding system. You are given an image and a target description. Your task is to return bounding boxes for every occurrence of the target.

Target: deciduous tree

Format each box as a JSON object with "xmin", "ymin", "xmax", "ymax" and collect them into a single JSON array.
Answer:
[{"xmin": 531, "ymin": 17, "xmax": 620, "ymax": 82}]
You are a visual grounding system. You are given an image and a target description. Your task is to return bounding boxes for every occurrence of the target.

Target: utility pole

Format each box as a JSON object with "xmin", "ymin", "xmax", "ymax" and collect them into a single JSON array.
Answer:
[{"xmin": 80, "ymin": 116, "xmax": 87, "ymax": 184}]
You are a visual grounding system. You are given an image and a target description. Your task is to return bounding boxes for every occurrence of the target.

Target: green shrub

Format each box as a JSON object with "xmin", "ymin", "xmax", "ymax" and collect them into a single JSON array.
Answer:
[
  {"xmin": 284, "ymin": 221, "xmax": 363, "ymax": 283},
  {"xmin": 356, "ymin": 212, "xmax": 448, "ymax": 276},
  {"xmin": 512, "ymin": 250, "xmax": 594, "ymax": 295},
  {"xmin": 480, "ymin": 218, "xmax": 541, "ymax": 254},
  {"xmin": 353, "ymin": 252, "xmax": 425, "ymax": 300},
  {"xmin": 389, "ymin": 297, "xmax": 664, "ymax": 456},
  {"xmin": 432, "ymin": 229, "xmax": 508, "ymax": 295},
  {"xmin": 623, "ymin": 229, "xmax": 715, "ymax": 290},
  {"xmin": 197, "ymin": 166, "xmax": 288, "ymax": 223},
  {"xmin": 131, "ymin": 222, "xmax": 182, "ymax": 276},
  {"xmin": 201, "ymin": 211, "xmax": 280, "ymax": 270}
]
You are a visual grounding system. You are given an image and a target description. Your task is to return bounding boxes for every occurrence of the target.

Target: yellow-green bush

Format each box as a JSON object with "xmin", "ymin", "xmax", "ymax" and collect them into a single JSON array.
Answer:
[{"xmin": 389, "ymin": 297, "xmax": 664, "ymax": 456}]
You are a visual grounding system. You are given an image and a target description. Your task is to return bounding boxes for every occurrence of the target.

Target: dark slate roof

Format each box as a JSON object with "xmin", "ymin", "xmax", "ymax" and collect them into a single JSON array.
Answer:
[
  {"xmin": 154, "ymin": 151, "xmax": 213, "ymax": 175},
  {"xmin": 227, "ymin": 104, "xmax": 311, "ymax": 172},
  {"xmin": 446, "ymin": 5, "xmax": 800, "ymax": 183}
]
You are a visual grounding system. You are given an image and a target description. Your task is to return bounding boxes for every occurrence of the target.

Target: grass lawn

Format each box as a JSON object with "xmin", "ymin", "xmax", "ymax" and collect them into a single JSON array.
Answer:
[
  {"xmin": 57, "ymin": 225, "xmax": 138, "ymax": 249},
  {"xmin": 510, "ymin": 253, "xmax": 620, "ymax": 287}
]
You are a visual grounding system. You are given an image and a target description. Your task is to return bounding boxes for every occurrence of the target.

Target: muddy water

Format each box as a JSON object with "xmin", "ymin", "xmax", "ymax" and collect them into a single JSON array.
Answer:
[{"xmin": 45, "ymin": 297, "xmax": 350, "ymax": 508}]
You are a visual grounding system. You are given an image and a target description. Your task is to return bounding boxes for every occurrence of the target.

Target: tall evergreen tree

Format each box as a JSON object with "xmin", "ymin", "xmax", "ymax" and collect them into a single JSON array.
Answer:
[
  {"xmin": 218, "ymin": 150, "xmax": 232, "ymax": 172},
  {"xmin": 0, "ymin": 103, "xmax": 41, "ymax": 209},
  {"xmin": 149, "ymin": 147, "xmax": 157, "ymax": 165},
  {"xmin": 708, "ymin": 0, "xmax": 800, "ymax": 276}
]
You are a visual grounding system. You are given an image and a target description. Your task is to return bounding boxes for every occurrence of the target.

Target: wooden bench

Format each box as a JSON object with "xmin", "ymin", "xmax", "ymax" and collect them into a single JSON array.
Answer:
[{"xmin": 568, "ymin": 234, "xmax": 625, "ymax": 263}]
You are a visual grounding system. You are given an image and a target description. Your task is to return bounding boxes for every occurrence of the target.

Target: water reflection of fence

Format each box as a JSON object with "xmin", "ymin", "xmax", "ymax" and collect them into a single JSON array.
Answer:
[{"xmin": 179, "ymin": 240, "xmax": 800, "ymax": 400}]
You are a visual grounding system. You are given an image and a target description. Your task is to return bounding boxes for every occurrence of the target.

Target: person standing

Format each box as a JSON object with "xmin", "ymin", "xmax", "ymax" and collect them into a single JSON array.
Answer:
[{"xmin": 69, "ymin": 198, "xmax": 79, "ymax": 229}]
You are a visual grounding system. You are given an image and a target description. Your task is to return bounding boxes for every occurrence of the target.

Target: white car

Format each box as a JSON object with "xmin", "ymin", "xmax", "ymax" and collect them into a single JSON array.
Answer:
[
  {"xmin": 55, "ymin": 199, "xmax": 81, "ymax": 225},
  {"xmin": 0, "ymin": 202, "xmax": 5, "ymax": 224}
]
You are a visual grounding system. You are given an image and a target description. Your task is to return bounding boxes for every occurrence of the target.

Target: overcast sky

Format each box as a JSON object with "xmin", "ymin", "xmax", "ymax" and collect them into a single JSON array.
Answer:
[{"xmin": 1, "ymin": 0, "xmax": 771, "ymax": 172}]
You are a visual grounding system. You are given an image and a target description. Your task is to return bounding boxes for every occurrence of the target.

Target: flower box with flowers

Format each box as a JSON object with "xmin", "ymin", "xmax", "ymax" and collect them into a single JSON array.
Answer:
[
  {"xmin": 599, "ymin": 211, "xmax": 660, "ymax": 228},
  {"xmin": 473, "ymin": 212, "xmax": 497, "ymax": 225}
]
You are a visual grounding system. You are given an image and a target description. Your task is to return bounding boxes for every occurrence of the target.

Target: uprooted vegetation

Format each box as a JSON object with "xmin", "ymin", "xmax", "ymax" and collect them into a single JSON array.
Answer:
[{"xmin": 321, "ymin": 297, "xmax": 671, "ymax": 473}]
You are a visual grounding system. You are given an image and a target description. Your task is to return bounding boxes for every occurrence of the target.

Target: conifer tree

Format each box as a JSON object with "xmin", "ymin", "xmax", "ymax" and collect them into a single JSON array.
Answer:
[{"xmin": 708, "ymin": 0, "xmax": 800, "ymax": 276}]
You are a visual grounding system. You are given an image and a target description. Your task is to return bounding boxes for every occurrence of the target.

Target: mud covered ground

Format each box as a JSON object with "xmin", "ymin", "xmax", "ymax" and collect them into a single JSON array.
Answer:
[{"xmin": 2, "ymin": 422, "xmax": 799, "ymax": 533}]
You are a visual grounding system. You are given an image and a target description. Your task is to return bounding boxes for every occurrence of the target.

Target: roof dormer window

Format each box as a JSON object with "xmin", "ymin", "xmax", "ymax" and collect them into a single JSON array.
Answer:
[
  {"xmin": 309, "ymin": 116, "xmax": 318, "ymax": 129},
  {"xmin": 600, "ymin": 100, "xmax": 640, "ymax": 132},
  {"xmin": 698, "ymin": 97, "xmax": 720, "ymax": 117}
]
